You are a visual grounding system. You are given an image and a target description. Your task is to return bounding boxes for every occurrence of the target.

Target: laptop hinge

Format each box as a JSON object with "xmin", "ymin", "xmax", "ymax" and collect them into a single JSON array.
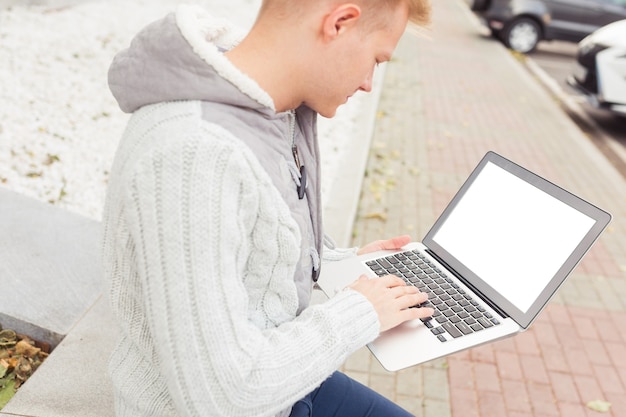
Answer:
[{"xmin": 425, "ymin": 249, "xmax": 509, "ymax": 319}]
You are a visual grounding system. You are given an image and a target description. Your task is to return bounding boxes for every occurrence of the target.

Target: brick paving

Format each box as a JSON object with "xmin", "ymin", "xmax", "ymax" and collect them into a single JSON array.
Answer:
[{"xmin": 339, "ymin": 1, "xmax": 626, "ymax": 416}]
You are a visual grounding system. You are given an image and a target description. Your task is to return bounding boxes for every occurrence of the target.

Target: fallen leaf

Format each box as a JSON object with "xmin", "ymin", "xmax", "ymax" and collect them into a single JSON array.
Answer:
[
  {"xmin": 586, "ymin": 400, "xmax": 611, "ymax": 413},
  {"xmin": 43, "ymin": 154, "xmax": 60, "ymax": 166},
  {"xmin": 365, "ymin": 212, "xmax": 387, "ymax": 222},
  {"xmin": 15, "ymin": 341, "xmax": 40, "ymax": 358},
  {"xmin": 0, "ymin": 378, "xmax": 15, "ymax": 409}
]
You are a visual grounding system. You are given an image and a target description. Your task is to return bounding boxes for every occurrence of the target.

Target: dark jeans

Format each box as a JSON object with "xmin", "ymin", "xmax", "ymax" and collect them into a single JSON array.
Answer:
[{"xmin": 289, "ymin": 371, "xmax": 415, "ymax": 417}]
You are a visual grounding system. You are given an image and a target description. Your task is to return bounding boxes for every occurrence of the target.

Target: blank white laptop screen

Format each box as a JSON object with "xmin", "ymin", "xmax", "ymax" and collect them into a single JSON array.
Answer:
[{"xmin": 431, "ymin": 161, "xmax": 596, "ymax": 314}]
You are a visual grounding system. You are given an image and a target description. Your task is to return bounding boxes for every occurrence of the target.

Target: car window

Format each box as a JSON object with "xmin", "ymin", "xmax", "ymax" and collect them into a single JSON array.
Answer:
[{"xmin": 606, "ymin": 0, "xmax": 626, "ymax": 7}]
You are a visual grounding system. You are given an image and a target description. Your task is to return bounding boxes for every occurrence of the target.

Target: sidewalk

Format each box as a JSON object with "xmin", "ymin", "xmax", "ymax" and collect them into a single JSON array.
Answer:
[{"xmin": 340, "ymin": 1, "xmax": 626, "ymax": 416}]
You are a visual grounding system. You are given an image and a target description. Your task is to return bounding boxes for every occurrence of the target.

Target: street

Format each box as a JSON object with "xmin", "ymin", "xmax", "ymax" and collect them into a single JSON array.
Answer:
[
  {"xmin": 460, "ymin": 0, "xmax": 626, "ymax": 179},
  {"xmin": 529, "ymin": 40, "xmax": 626, "ymax": 177}
]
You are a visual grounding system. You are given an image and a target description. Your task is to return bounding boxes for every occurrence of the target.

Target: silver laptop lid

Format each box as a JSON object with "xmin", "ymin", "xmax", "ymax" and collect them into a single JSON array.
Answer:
[{"xmin": 423, "ymin": 152, "xmax": 611, "ymax": 329}]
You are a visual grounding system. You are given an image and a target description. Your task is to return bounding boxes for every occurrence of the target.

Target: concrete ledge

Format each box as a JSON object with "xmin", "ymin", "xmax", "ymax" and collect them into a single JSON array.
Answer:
[
  {"xmin": 2, "ymin": 297, "xmax": 116, "ymax": 417},
  {"xmin": 0, "ymin": 187, "xmax": 102, "ymax": 348}
]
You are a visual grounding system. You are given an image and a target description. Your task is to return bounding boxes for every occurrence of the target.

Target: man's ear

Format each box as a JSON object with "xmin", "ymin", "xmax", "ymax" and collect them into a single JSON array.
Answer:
[{"xmin": 322, "ymin": 3, "xmax": 362, "ymax": 40}]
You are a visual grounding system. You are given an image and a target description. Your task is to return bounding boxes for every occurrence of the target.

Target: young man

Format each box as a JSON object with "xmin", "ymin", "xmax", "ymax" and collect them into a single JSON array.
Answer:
[{"xmin": 103, "ymin": 0, "xmax": 432, "ymax": 416}]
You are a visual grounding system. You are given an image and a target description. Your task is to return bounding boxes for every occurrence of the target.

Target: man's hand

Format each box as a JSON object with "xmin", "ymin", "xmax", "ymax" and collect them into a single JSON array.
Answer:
[
  {"xmin": 348, "ymin": 274, "xmax": 434, "ymax": 333},
  {"xmin": 357, "ymin": 235, "xmax": 411, "ymax": 256}
]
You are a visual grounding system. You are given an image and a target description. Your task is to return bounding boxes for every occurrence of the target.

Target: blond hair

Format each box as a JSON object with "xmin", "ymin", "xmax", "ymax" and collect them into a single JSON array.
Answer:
[
  {"xmin": 369, "ymin": 0, "xmax": 431, "ymax": 26},
  {"xmin": 259, "ymin": 0, "xmax": 431, "ymax": 27}
]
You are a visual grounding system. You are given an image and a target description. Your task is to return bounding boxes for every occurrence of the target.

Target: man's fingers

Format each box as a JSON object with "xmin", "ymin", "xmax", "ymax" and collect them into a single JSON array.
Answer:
[
  {"xmin": 379, "ymin": 235, "xmax": 411, "ymax": 250},
  {"xmin": 381, "ymin": 274, "xmax": 408, "ymax": 288},
  {"xmin": 394, "ymin": 290, "xmax": 429, "ymax": 309},
  {"xmin": 401, "ymin": 305, "xmax": 435, "ymax": 321},
  {"xmin": 348, "ymin": 273, "xmax": 435, "ymax": 332}
]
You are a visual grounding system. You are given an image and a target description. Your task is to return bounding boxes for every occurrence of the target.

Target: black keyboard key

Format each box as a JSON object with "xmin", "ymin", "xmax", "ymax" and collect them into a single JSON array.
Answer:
[
  {"xmin": 477, "ymin": 317, "xmax": 493, "ymax": 328},
  {"xmin": 443, "ymin": 309, "xmax": 456, "ymax": 318},
  {"xmin": 470, "ymin": 323, "xmax": 484, "ymax": 332},
  {"xmin": 377, "ymin": 259, "xmax": 392, "ymax": 269},
  {"xmin": 431, "ymin": 327, "xmax": 445, "ymax": 335},
  {"xmin": 455, "ymin": 321, "xmax": 473, "ymax": 335},
  {"xmin": 442, "ymin": 322, "xmax": 462, "ymax": 338},
  {"xmin": 437, "ymin": 335, "xmax": 447, "ymax": 342}
]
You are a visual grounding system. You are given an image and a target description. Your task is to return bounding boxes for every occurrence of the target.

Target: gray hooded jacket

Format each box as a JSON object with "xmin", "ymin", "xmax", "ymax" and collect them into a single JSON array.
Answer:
[
  {"xmin": 103, "ymin": 5, "xmax": 379, "ymax": 417},
  {"xmin": 108, "ymin": 9, "xmax": 322, "ymax": 310}
]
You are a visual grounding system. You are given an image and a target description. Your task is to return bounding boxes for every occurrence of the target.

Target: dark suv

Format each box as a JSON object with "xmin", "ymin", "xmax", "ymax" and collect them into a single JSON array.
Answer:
[{"xmin": 471, "ymin": 0, "xmax": 626, "ymax": 53}]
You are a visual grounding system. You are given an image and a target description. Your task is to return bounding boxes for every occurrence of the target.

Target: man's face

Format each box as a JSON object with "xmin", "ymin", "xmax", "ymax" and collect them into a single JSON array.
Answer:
[{"xmin": 306, "ymin": 5, "xmax": 409, "ymax": 118}]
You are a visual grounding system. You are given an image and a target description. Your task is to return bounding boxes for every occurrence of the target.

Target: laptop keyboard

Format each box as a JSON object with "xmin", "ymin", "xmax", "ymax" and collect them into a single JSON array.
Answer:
[{"xmin": 365, "ymin": 250, "xmax": 500, "ymax": 342}]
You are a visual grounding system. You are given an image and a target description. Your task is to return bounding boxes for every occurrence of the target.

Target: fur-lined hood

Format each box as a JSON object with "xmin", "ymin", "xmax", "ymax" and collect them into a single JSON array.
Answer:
[{"xmin": 108, "ymin": 5, "xmax": 275, "ymax": 114}]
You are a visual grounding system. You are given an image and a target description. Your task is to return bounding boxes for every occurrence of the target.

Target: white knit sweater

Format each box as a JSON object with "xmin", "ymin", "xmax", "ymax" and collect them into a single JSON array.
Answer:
[{"xmin": 102, "ymin": 6, "xmax": 381, "ymax": 417}]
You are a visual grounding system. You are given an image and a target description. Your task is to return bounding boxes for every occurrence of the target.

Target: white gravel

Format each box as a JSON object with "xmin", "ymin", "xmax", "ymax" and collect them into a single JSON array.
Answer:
[{"xmin": 0, "ymin": 0, "xmax": 370, "ymax": 220}]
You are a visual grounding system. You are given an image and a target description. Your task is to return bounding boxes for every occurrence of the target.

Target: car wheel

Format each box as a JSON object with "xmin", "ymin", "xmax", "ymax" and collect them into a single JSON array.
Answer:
[{"xmin": 502, "ymin": 17, "xmax": 541, "ymax": 53}]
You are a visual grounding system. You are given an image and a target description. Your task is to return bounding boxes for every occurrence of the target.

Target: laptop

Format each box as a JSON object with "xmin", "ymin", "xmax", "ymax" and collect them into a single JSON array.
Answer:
[{"xmin": 317, "ymin": 151, "xmax": 611, "ymax": 371}]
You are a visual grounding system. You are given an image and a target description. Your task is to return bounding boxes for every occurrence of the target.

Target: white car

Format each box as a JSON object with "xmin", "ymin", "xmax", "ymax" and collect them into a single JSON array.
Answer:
[{"xmin": 568, "ymin": 19, "xmax": 626, "ymax": 117}]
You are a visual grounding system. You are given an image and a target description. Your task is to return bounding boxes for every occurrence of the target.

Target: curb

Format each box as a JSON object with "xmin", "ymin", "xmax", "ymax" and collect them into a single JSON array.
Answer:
[
  {"xmin": 523, "ymin": 57, "xmax": 626, "ymax": 178},
  {"xmin": 322, "ymin": 65, "xmax": 388, "ymax": 248}
]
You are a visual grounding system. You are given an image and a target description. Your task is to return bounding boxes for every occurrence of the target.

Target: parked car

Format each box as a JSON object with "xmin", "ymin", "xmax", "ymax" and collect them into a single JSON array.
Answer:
[
  {"xmin": 471, "ymin": 0, "xmax": 626, "ymax": 54},
  {"xmin": 567, "ymin": 19, "xmax": 626, "ymax": 117}
]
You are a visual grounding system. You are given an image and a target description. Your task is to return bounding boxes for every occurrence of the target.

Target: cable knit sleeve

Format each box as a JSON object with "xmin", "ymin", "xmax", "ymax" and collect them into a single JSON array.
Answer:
[
  {"xmin": 118, "ymin": 108, "xmax": 380, "ymax": 417},
  {"xmin": 322, "ymin": 234, "xmax": 359, "ymax": 262}
]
